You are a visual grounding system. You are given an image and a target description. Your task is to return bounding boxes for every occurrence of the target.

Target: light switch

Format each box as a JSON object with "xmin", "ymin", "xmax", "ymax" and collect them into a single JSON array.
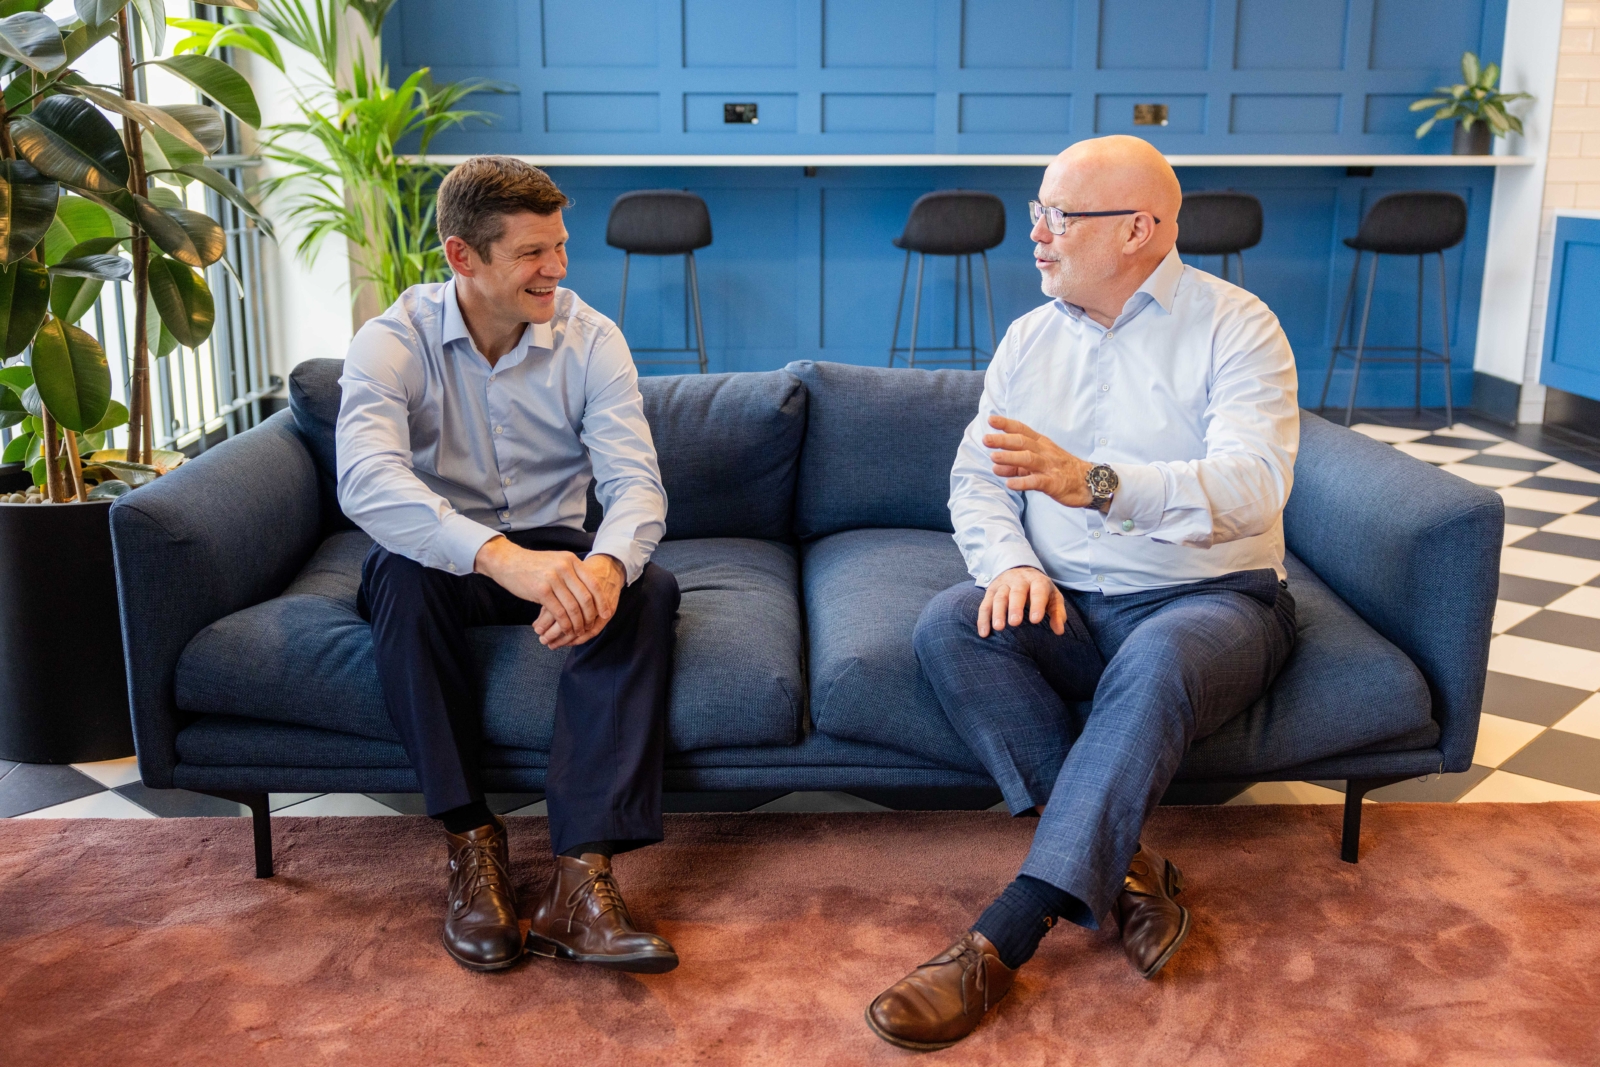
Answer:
[{"xmin": 724, "ymin": 102, "xmax": 759, "ymax": 124}]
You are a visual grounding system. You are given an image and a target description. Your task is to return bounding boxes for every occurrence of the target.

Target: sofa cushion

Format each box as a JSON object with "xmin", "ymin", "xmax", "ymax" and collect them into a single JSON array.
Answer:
[
  {"xmin": 288, "ymin": 358, "xmax": 356, "ymax": 533},
  {"xmin": 802, "ymin": 526, "xmax": 1436, "ymax": 778},
  {"xmin": 786, "ymin": 361, "xmax": 984, "ymax": 540},
  {"xmin": 290, "ymin": 358, "xmax": 806, "ymax": 542},
  {"xmin": 174, "ymin": 531, "xmax": 805, "ymax": 754}
]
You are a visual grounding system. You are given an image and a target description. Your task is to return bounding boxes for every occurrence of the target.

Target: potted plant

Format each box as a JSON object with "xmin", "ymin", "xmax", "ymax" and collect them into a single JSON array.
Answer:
[
  {"xmin": 0, "ymin": 0, "xmax": 266, "ymax": 762},
  {"xmin": 1411, "ymin": 51, "xmax": 1533, "ymax": 155}
]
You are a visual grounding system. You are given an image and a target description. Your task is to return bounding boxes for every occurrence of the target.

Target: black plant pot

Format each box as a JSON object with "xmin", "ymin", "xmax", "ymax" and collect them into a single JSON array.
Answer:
[
  {"xmin": 0, "ymin": 498, "xmax": 135, "ymax": 763},
  {"xmin": 1452, "ymin": 120, "xmax": 1492, "ymax": 155}
]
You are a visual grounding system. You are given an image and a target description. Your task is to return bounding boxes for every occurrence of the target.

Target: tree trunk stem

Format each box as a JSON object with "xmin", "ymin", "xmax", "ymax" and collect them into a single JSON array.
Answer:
[{"xmin": 117, "ymin": 7, "xmax": 152, "ymax": 466}]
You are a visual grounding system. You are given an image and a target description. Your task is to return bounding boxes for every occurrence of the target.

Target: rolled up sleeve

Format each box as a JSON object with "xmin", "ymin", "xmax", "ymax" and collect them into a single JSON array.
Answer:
[{"xmin": 581, "ymin": 325, "xmax": 667, "ymax": 584}]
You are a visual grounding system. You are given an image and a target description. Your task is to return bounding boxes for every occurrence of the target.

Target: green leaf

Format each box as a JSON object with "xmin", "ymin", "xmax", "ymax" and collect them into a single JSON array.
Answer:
[
  {"xmin": 207, "ymin": 0, "xmax": 259, "ymax": 8},
  {"xmin": 164, "ymin": 163, "xmax": 273, "ymax": 239},
  {"xmin": 1461, "ymin": 51, "xmax": 1480, "ymax": 86},
  {"xmin": 145, "ymin": 290, "xmax": 177, "ymax": 358},
  {"xmin": 158, "ymin": 104, "xmax": 225, "ymax": 154},
  {"xmin": 209, "ymin": 24, "xmax": 283, "ymax": 71},
  {"xmin": 145, "ymin": 185, "xmax": 182, "ymax": 210},
  {"xmin": 146, "ymin": 54, "xmax": 260, "ymax": 128},
  {"xmin": 146, "ymin": 124, "xmax": 202, "ymax": 168},
  {"xmin": 49, "ymin": 274, "xmax": 100, "ymax": 323},
  {"xmin": 42, "ymin": 195, "xmax": 119, "ymax": 264},
  {"xmin": 87, "ymin": 477, "xmax": 129, "ymax": 499},
  {"xmin": 0, "ymin": 2, "xmax": 48, "ymax": 18},
  {"xmin": 147, "ymin": 255, "xmax": 213, "ymax": 347},
  {"xmin": 131, "ymin": 0, "xmax": 165, "ymax": 55},
  {"xmin": 85, "ymin": 397, "xmax": 126, "ymax": 433},
  {"xmin": 1, "ymin": 428, "xmax": 31, "ymax": 462},
  {"xmin": 156, "ymin": 205, "xmax": 225, "ymax": 267},
  {"xmin": 0, "ymin": 11, "xmax": 66, "ymax": 73},
  {"xmin": 1415, "ymin": 117, "xmax": 1438, "ymax": 139},
  {"xmin": 0, "ymin": 384, "xmax": 24, "ymax": 429},
  {"xmin": 20, "ymin": 381, "xmax": 40, "ymax": 415},
  {"xmin": 0, "ymin": 364, "xmax": 32, "ymax": 392},
  {"xmin": 73, "ymin": 0, "xmax": 129, "ymax": 27},
  {"xmin": 49, "ymin": 236, "xmax": 123, "ymax": 322},
  {"xmin": 0, "ymin": 259, "xmax": 49, "ymax": 358},
  {"xmin": 12, "ymin": 95, "xmax": 131, "ymax": 195},
  {"xmin": 50, "ymin": 252, "xmax": 130, "ymax": 282},
  {"xmin": 27, "ymin": 315, "xmax": 110, "ymax": 431},
  {"xmin": 60, "ymin": 11, "xmax": 119, "ymax": 66},
  {"xmin": 1409, "ymin": 98, "xmax": 1450, "ymax": 112},
  {"xmin": 0, "ymin": 159, "xmax": 60, "ymax": 265},
  {"xmin": 1483, "ymin": 61, "xmax": 1500, "ymax": 91},
  {"xmin": 68, "ymin": 84, "xmax": 208, "ymax": 155}
]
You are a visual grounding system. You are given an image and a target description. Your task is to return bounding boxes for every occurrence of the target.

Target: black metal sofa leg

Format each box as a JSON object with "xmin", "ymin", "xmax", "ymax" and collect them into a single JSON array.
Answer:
[
  {"xmin": 1341, "ymin": 777, "xmax": 1410, "ymax": 863},
  {"xmin": 199, "ymin": 790, "xmax": 274, "ymax": 877}
]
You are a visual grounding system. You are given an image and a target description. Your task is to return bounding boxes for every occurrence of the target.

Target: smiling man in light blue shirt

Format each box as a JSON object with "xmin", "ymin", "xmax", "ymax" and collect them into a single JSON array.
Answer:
[
  {"xmin": 868, "ymin": 136, "xmax": 1300, "ymax": 1052},
  {"xmin": 338, "ymin": 157, "xmax": 680, "ymax": 975}
]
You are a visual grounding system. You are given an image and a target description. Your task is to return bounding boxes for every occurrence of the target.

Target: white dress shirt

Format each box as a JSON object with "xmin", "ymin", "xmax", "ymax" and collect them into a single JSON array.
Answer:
[
  {"xmin": 336, "ymin": 280, "xmax": 666, "ymax": 583},
  {"xmin": 950, "ymin": 247, "xmax": 1299, "ymax": 596}
]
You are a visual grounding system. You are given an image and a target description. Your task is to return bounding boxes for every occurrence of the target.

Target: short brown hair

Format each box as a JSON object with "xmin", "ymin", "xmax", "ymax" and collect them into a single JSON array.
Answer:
[{"xmin": 436, "ymin": 156, "xmax": 571, "ymax": 258}]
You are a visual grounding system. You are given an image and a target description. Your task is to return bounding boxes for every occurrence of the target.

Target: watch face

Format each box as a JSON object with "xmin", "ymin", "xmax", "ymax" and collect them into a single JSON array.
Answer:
[{"xmin": 1089, "ymin": 465, "xmax": 1118, "ymax": 497}]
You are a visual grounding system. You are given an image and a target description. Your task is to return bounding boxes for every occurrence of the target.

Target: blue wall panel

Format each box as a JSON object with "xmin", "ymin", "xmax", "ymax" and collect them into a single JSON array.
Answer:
[
  {"xmin": 544, "ymin": 93, "xmax": 659, "ymax": 132},
  {"xmin": 541, "ymin": 164, "xmax": 1492, "ymax": 408},
  {"xmin": 1540, "ymin": 217, "xmax": 1600, "ymax": 402},
  {"xmin": 385, "ymin": 0, "xmax": 1508, "ymax": 156}
]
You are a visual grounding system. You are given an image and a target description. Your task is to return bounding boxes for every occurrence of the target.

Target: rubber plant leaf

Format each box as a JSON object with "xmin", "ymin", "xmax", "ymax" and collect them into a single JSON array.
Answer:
[
  {"xmin": 0, "ymin": 159, "xmax": 59, "ymax": 264},
  {"xmin": 147, "ymin": 254, "xmax": 214, "ymax": 348},
  {"xmin": 85, "ymin": 397, "xmax": 127, "ymax": 433},
  {"xmin": 42, "ymin": 195, "xmax": 119, "ymax": 264},
  {"xmin": 146, "ymin": 53, "xmax": 260, "ymax": 128},
  {"xmin": 0, "ymin": 426, "xmax": 30, "ymax": 458},
  {"xmin": 0, "ymin": 258, "xmax": 49, "ymax": 358},
  {"xmin": 12, "ymin": 95, "xmax": 131, "ymax": 195},
  {"xmin": 0, "ymin": 11, "xmax": 66, "ymax": 73},
  {"xmin": 130, "ymin": 0, "xmax": 164, "ymax": 55},
  {"xmin": 0, "ymin": 364, "xmax": 32, "ymax": 392},
  {"xmin": 146, "ymin": 124, "xmax": 201, "ymax": 168},
  {"xmin": 164, "ymin": 163, "xmax": 274, "ymax": 239},
  {"xmin": 156, "ymin": 205, "xmax": 225, "ymax": 267},
  {"xmin": 0, "ymin": 381, "xmax": 24, "ymax": 428},
  {"xmin": 48, "ymin": 236, "xmax": 124, "ymax": 323},
  {"xmin": 143, "ymin": 290, "xmax": 178, "ymax": 359},
  {"xmin": 61, "ymin": 11, "xmax": 119, "ymax": 65},
  {"xmin": 72, "ymin": 0, "xmax": 129, "ymax": 27},
  {"xmin": 157, "ymin": 103, "xmax": 225, "ymax": 154},
  {"xmin": 27, "ymin": 314, "xmax": 110, "ymax": 432},
  {"xmin": 69, "ymin": 84, "xmax": 207, "ymax": 154}
]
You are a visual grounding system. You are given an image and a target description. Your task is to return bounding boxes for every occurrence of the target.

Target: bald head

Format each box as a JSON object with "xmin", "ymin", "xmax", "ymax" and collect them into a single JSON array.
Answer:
[{"xmin": 1030, "ymin": 136, "xmax": 1182, "ymax": 325}]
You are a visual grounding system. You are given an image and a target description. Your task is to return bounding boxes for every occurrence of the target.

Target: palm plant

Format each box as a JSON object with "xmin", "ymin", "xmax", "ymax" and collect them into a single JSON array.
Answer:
[
  {"xmin": 1411, "ymin": 51, "xmax": 1532, "ymax": 139},
  {"xmin": 0, "ymin": 0, "xmax": 268, "ymax": 503},
  {"xmin": 245, "ymin": 0, "xmax": 490, "ymax": 309}
]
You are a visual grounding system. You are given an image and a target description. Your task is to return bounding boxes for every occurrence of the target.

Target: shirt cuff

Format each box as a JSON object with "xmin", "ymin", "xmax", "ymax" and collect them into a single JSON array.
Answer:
[
  {"xmin": 973, "ymin": 542, "xmax": 1048, "ymax": 587},
  {"xmin": 1106, "ymin": 463, "xmax": 1166, "ymax": 537},
  {"xmin": 438, "ymin": 512, "xmax": 499, "ymax": 576},
  {"xmin": 589, "ymin": 531, "xmax": 646, "ymax": 585}
]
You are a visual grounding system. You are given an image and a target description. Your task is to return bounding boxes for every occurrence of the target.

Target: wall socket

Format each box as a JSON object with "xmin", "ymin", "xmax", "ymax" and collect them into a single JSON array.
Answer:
[
  {"xmin": 1132, "ymin": 103, "xmax": 1169, "ymax": 126},
  {"xmin": 724, "ymin": 102, "xmax": 759, "ymax": 124}
]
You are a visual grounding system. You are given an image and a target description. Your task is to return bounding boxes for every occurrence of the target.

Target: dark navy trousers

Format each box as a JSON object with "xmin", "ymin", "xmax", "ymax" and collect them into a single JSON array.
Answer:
[
  {"xmin": 357, "ymin": 526, "xmax": 679, "ymax": 856},
  {"xmin": 914, "ymin": 568, "xmax": 1296, "ymax": 928}
]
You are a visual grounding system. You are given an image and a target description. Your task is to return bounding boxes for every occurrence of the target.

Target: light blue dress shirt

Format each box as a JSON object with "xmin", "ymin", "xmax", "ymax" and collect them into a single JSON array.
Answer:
[
  {"xmin": 335, "ymin": 280, "xmax": 666, "ymax": 584},
  {"xmin": 950, "ymin": 248, "xmax": 1300, "ymax": 596}
]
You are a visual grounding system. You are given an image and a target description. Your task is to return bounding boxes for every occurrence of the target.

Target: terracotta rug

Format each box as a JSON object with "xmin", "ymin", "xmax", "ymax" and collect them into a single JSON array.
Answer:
[{"xmin": 3, "ymin": 804, "xmax": 1599, "ymax": 1066}]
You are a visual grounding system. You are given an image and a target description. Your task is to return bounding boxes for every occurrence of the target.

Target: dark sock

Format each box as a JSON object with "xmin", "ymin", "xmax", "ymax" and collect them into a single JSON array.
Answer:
[
  {"xmin": 560, "ymin": 840, "xmax": 616, "ymax": 859},
  {"xmin": 438, "ymin": 800, "xmax": 494, "ymax": 836},
  {"xmin": 972, "ymin": 875, "xmax": 1074, "ymax": 970}
]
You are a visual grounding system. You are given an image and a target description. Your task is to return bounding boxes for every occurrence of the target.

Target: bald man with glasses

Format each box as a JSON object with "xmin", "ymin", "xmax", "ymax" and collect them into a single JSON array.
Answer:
[{"xmin": 866, "ymin": 135, "xmax": 1299, "ymax": 1051}]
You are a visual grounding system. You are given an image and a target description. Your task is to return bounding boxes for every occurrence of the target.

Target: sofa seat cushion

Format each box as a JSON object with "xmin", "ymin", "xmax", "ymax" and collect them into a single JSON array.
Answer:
[
  {"xmin": 802, "ymin": 528, "xmax": 1436, "ymax": 778},
  {"xmin": 175, "ymin": 532, "xmax": 805, "ymax": 754}
]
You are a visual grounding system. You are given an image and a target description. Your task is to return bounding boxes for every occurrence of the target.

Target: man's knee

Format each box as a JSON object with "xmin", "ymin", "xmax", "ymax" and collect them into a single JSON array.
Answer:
[
  {"xmin": 630, "ymin": 563, "xmax": 680, "ymax": 618},
  {"xmin": 913, "ymin": 583, "xmax": 986, "ymax": 658}
]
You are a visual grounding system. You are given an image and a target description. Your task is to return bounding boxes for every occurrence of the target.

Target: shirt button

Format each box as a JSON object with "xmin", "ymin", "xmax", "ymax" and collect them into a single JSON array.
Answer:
[
  {"xmin": 1122, "ymin": 519, "xmax": 1134, "ymax": 532},
  {"xmin": 502, "ymin": 475, "xmax": 512, "ymax": 486},
  {"xmin": 1092, "ymin": 531, "xmax": 1101, "ymax": 539},
  {"xmin": 494, "ymin": 426, "xmax": 503, "ymax": 434},
  {"xmin": 1100, "ymin": 383, "xmax": 1110, "ymax": 392},
  {"xmin": 500, "ymin": 510, "xmax": 511, "ymax": 521},
  {"xmin": 1099, "ymin": 437, "xmax": 1108, "ymax": 446},
  {"xmin": 447, "ymin": 563, "xmax": 457, "ymax": 572},
  {"xmin": 1105, "ymin": 330, "xmax": 1114, "ymax": 339},
  {"xmin": 1095, "ymin": 574, "xmax": 1106, "ymax": 583}
]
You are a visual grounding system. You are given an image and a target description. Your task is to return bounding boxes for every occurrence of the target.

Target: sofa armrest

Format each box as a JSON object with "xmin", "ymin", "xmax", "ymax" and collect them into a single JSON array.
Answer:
[
  {"xmin": 1284, "ymin": 412, "xmax": 1503, "ymax": 773},
  {"xmin": 109, "ymin": 409, "xmax": 324, "ymax": 786}
]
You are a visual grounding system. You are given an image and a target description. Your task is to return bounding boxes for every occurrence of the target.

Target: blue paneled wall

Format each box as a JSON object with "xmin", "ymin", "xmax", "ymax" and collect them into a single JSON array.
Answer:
[
  {"xmin": 546, "ymin": 164, "xmax": 1490, "ymax": 407},
  {"xmin": 386, "ymin": 0, "xmax": 1506, "ymax": 155}
]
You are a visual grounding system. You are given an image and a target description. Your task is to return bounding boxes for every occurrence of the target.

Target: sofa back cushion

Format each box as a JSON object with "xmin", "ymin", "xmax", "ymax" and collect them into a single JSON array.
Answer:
[
  {"xmin": 288, "ymin": 359, "xmax": 805, "ymax": 542},
  {"xmin": 786, "ymin": 361, "xmax": 984, "ymax": 540}
]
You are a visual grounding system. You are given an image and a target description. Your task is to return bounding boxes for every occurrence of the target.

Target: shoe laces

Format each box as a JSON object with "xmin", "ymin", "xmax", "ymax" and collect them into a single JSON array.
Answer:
[
  {"xmin": 449, "ymin": 839, "xmax": 511, "ymax": 915},
  {"xmin": 562, "ymin": 866, "xmax": 627, "ymax": 933},
  {"xmin": 922, "ymin": 935, "xmax": 994, "ymax": 1016}
]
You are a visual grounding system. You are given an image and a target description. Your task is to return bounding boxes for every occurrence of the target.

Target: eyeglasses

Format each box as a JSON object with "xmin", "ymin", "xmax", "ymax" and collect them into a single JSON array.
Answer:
[{"xmin": 1029, "ymin": 201, "xmax": 1162, "ymax": 236}]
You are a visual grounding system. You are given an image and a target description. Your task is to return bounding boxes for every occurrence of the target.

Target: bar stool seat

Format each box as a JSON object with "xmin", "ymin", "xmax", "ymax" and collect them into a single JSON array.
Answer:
[
  {"xmin": 1175, "ymin": 191, "xmax": 1262, "ymax": 285},
  {"xmin": 889, "ymin": 190, "xmax": 1005, "ymax": 369},
  {"xmin": 606, "ymin": 190, "xmax": 712, "ymax": 373},
  {"xmin": 1317, "ymin": 191, "xmax": 1467, "ymax": 427}
]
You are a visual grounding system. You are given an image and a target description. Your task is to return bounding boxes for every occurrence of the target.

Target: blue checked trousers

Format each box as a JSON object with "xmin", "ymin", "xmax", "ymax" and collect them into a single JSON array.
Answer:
[{"xmin": 914, "ymin": 568, "xmax": 1296, "ymax": 928}]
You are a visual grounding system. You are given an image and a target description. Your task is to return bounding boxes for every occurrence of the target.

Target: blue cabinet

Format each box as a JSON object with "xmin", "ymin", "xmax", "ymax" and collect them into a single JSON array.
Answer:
[{"xmin": 1540, "ymin": 216, "xmax": 1600, "ymax": 402}]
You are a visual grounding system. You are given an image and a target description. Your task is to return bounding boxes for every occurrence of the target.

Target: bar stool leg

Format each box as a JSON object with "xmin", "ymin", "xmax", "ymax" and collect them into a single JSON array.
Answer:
[
  {"xmin": 1344, "ymin": 252, "xmax": 1380, "ymax": 427},
  {"xmin": 1438, "ymin": 251, "xmax": 1453, "ymax": 427},
  {"xmin": 888, "ymin": 250, "xmax": 911, "ymax": 366},
  {"xmin": 1236, "ymin": 250, "xmax": 1246, "ymax": 289},
  {"xmin": 966, "ymin": 255, "xmax": 978, "ymax": 369},
  {"xmin": 686, "ymin": 250, "xmax": 708, "ymax": 374},
  {"xmin": 1414, "ymin": 255, "xmax": 1424, "ymax": 415},
  {"xmin": 617, "ymin": 252, "xmax": 631, "ymax": 330},
  {"xmin": 952, "ymin": 254, "xmax": 961, "ymax": 352},
  {"xmin": 981, "ymin": 251, "xmax": 997, "ymax": 355},
  {"xmin": 1318, "ymin": 251, "xmax": 1362, "ymax": 413},
  {"xmin": 908, "ymin": 252, "xmax": 926, "ymax": 369}
]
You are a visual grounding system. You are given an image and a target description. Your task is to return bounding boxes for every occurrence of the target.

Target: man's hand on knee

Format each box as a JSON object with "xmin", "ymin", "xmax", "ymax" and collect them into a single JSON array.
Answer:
[
  {"xmin": 474, "ymin": 537, "xmax": 613, "ymax": 641},
  {"xmin": 533, "ymin": 553, "xmax": 624, "ymax": 649},
  {"xmin": 978, "ymin": 566, "xmax": 1066, "ymax": 639}
]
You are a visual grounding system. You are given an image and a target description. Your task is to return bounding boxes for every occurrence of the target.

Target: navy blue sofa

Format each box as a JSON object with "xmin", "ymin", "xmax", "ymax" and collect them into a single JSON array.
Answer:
[{"xmin": 109, "ymin": 360, "xmax": 1502, "ymax": 877}]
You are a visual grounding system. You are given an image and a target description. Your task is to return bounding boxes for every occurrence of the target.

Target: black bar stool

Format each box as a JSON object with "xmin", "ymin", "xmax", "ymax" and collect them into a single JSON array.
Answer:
[
  {"xmin": 1175, "ymin": 191, "xmax": 1262, "ymax": 285},
  {"xmin": 606, "ymin": 190, "xmax": 711, "ymax": 373},
  {"xmin": 888, "ymin": 190, "xmax": 1005, "ymax": 369},
  {"xmin": 1317, "ymin": 191, "xmax": 1467, "ymax": 427}
]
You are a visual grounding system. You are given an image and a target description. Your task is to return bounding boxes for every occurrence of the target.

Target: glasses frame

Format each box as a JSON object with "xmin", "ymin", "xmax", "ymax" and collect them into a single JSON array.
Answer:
[{"xmin": 1029, "ymin": 201, "xmax": 1162, "ymax": 235}]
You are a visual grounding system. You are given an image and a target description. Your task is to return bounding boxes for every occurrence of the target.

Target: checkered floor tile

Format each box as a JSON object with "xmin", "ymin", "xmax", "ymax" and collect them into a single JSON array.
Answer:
[{"xmin": 5, "ymin": 414, "xmax": 1600, "ymax": 819}]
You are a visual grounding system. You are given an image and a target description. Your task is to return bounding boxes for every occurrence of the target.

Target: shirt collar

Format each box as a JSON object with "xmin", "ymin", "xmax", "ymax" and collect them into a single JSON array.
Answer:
[
  {"xmin": 441, "ymin": 278, "xmax": 556, "ymax": 361},
  {"xmin": 1056, "ymin": 246, "xmax": 1184, "ymax": 328}
]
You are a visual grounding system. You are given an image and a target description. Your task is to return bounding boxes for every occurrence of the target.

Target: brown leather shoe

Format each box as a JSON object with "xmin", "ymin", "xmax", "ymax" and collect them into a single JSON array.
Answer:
[
  {"xmin": 442, "ymin": 815, "xmax": 524, "ymax": 972},
  {"xmin": 1114, "ymin": 843, "xmax": 1189, "ymax": 979},
  {"xmin": 865, "ymin": 931, "xmax": 1017, "ymax": 1051},
  {"xmin": 526, "ymin": 853, "xmax": 678, "ymax": 973}
]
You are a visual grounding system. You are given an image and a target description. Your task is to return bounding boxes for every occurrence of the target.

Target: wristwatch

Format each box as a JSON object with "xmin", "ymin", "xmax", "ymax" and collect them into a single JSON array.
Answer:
[{"xmin": 1085, "ymin": 463, "xmax": 1119, "ymax": 510}]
